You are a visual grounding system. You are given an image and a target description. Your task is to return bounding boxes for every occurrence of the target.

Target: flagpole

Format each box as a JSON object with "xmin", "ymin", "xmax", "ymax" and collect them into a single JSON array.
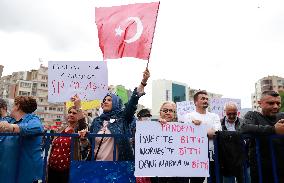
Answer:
[{"xmin": 146, "ymin": 1, "xmax": 160, "ymax": 64}]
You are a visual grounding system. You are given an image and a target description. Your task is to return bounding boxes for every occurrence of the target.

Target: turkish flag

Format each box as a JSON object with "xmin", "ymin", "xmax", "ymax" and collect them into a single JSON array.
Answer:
[{"xmin": 95, "ymin": 2, "xmax": 160, "ymax": 60}]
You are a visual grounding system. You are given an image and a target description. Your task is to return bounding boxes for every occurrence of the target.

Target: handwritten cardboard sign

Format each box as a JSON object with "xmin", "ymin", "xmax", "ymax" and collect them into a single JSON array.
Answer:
[
  {"xmin": 135, "ymin": 121, "xmax": 209, "ymax": 177},
  {"xmin": 48, "ymin": 61, "xmax": 108, "ymax": 102},
  {"xmin": 176, "ymin": 101, "xmax": 196, "ymax": 122},
  {"xmin": 210, "ymin": 98, "xmax": 241, "ymax": 118}
]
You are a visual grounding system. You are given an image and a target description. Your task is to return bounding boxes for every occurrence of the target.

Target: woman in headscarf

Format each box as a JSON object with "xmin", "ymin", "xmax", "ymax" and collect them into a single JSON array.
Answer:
[{"xmin": 88, "ymin": 68, "xmax": 150, "ymax": 161}]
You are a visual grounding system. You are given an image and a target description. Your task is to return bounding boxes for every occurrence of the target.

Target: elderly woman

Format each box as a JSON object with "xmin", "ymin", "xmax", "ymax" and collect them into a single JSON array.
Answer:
[
  {"xmin": 48, "ymin": 95, "xmax": 86, "ymax": 183},
  {"xmin": 0, "ymin": 96, "xmax": 44, "ymax": 183},
  {"xmin": 159, "ymin": 101, "xmax": 177, "ymax": 123},
  {"xmin": 151, "ymin": 101, "xmax": 189, "ymax": 183},
  {"xmin": 87, "ymin": 68, "xmax": 150, "ymax": 161}
]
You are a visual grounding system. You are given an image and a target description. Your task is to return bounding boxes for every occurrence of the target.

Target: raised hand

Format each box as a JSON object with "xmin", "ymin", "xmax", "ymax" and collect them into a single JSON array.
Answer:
[
  {"xmin": 71, "ymin": 94, "xmax": 81, "ymax": 110},
  {"xmin": 141, "ymin": 68, "xmax": 150, "ymax": 85}
]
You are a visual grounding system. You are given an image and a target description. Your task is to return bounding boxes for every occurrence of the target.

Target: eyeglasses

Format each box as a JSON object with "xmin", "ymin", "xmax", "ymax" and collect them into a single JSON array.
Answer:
[
  {"xmin": 226, "ymin": 112, "xmax": 237, "ymax": 116},
  {"xmin": 160, "ymin": 108, "xmax": 175, "ymax": 113},
  {"xmin": 68, "ymin": 111, "xmax": 78, "ymax": 115}
]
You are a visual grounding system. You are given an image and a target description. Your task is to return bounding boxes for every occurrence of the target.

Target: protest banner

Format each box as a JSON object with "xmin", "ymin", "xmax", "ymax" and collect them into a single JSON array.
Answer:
[
  {"xmin": 135, "ymin": 121, "xmax": 209, "ymax": 177},
  {"xmin": 210, "ymin": 98, "xmax": 241, "ymax": 118},
  {"xmin": 176, "ymin": 101, "xmax": 195, "ymax": 122},
  {"xmin": 65, "ymin": 100, "xmax": 101, "ymax": 111},
  {"xmin": 48, "ymin": 61, "xmax": 108, "ymax": 103}
]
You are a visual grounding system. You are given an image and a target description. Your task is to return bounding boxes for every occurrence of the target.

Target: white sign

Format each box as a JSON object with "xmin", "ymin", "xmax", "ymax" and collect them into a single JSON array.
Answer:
[
  {"xmin": 48, "ymin": 61, "xmax": 108, "ymax": 102},
  {"xmin": 210, "ymin": 98, "xmax": 241, "ymax": 118},
  {"xmin": 176, "ymin": 101, "xmax": 196, "ymax": 122},
  {"xmin": 135, "ymin": 121, "xmax": 209, "ymax": 177}
]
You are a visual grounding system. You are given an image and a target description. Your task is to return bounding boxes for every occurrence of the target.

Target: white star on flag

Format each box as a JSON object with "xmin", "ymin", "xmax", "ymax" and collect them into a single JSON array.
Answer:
[{"xmin": 115, "ymin": 26, "xmax": 123, "ymax": 36}]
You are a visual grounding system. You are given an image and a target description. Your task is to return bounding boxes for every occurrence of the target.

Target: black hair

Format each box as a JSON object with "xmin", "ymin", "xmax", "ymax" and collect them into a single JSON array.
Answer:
[
  {"xmin": 0, "ymin": 99, "xmax": 7, "ymax": 110},
  {"xmin": 137, "ymin": 108, "xmax": 152, "ymax": 118},
  {"xmin": 193, "ymin": 90, "xmax": 208, "ymax": 102},
  {"xmin": 261, "ymin": 90, "xmax": 279, "ymax": 98}
]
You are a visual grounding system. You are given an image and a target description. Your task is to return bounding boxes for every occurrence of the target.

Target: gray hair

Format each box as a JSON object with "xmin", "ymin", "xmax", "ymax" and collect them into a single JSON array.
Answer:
[
  {"xmin": 223, "ymin": 101, "xmax": 238, "ymax": 111},
  {"xmin": 160, "ymin": 101, "xmax": 176, "ymax": 111}
]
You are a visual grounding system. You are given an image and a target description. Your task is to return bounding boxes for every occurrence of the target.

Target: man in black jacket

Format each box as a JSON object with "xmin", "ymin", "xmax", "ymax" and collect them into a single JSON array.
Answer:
[
  {"xmin": 240, "ymin": 90, "xmax": 284, "ymax": 183},
  {"xmin": 219, "ymin": 102, "xmax": 245, "ymax": 183},
  {"xmin": 221, "ymin": 102, "xmax": 241, "ymax": 131}
]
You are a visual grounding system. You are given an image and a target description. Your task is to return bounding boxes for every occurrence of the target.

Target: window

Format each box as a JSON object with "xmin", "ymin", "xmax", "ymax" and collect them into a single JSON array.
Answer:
[
  {"xmin": 166, "ymin": 90, "xmax": 169, "ymax": 101},
  {"xmin": 20, "ymin": 82, "xmax": 31, "ymax": 88},
  {"xmin": 19, "ymin": 91, "xmax": 30, "ymax": 96},
  {"xmin": 40, "ymin": 83, "xmax": 47, "ymax": 87},
  {"xmin": 277, "ymin": 80, "xmax": 284, "ymax": 86},
  {"xmin": 57, "ymin": 108, "xmax": 63, "ymax": 112}
]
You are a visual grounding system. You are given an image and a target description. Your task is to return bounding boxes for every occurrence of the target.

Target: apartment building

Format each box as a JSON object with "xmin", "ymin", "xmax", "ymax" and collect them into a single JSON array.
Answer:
[{"xmin": 251, "ymin": 75, "xmax": 284, "ymax": 111}]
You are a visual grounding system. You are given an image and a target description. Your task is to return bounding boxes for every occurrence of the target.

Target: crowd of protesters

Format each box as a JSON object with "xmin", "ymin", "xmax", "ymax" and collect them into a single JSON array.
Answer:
[{"xmin": 1, "ymin": 70, "xmax": 284, "ymax": 183}]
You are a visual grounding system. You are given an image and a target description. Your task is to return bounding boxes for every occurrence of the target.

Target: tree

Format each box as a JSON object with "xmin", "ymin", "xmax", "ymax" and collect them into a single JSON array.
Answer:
[{"xmin": 280, "ymin": 91, "xmax": 284, "ymax": 112}]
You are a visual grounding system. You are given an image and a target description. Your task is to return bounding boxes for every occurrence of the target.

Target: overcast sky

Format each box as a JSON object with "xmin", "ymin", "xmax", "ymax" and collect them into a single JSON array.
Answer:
[{"xmin": 1, "ymin": 0, "xmax": 284, "ymax": 109}]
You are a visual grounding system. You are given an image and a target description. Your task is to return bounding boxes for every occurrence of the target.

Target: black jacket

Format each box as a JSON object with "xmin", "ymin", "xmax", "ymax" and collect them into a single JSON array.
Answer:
[
  {"xmin": 240, "ymin": 111, "xmax": 284, "ymax": 181},
  {"xmin": 217, "ymin": 117, "xmax": 245, "ymax": 179},
  {"xmin": 220, "ymin": 116, "xmax": 242, "ymax": 131}
]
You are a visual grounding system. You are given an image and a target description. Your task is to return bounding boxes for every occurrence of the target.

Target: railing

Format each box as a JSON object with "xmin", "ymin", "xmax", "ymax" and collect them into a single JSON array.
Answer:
[
  {"xmin": 213, "ymin": 134, "xmax": 284, "ymax": 183},
  {"xmin": 1, "ymin": 132, "xmax": 284, "ymax": 183},
  {"xmin": 42, "ymin": 133, "xmax": 133, "ymax": 182}
]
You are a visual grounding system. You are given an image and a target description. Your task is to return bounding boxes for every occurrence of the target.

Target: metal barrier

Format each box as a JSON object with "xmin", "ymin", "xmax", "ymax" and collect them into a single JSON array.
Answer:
[
  {"xmin": 213, "ymin": 134, "xmax": 284, "ymax": 183},
  {"xmin": 42, "ymin": 132, "xmax": 133, "ymax": 183},
  {"xmin": 1, "ymin": 132, "xmax": 284, "ymax": 183}
]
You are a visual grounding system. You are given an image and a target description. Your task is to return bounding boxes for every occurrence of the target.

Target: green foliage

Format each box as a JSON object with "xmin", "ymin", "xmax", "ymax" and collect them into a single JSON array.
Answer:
[{"xmin": 280, "ymin": 91, "xmax": 284, "ymax": 112}]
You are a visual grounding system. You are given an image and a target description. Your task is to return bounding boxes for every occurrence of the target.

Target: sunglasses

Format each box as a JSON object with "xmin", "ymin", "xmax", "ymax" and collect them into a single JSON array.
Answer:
[{"xmin": 160, "ymin": 108, "xmax": 175, "ymax": 113}]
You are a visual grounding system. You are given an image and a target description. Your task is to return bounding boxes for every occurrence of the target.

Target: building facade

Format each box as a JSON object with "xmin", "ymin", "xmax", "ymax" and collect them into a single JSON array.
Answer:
[
  {"xmin": 0, "ymin": 65, "xmax": 65, "ymax": 130},
  {"xmin": 0, "ymin": 65, "xmax": 3, "ymax": 78},
  {"xmin": 152, "ymin": 79, "xmax": 189, "ymax": 119},
  {"xmin": 251, "ymin": 75, "xmax": 284, "ymax": 111}
]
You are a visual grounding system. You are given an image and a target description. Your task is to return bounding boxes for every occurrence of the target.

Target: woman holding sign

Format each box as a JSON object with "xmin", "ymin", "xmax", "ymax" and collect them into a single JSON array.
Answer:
[
  {"xmin": 151, "ymin": 101, "xmax": 189, "ymax": 183},
  {"xmin": 87, "ymin": 68, "xmax": 150, "ymax": 161}
]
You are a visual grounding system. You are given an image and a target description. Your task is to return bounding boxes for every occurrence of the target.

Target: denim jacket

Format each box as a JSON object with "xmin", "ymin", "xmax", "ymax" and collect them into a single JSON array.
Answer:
[
  {"xmin": 90, "ymin": 88, "xmax": 143, "ymax": 161},
  {"xmin": 0, "ymin": 113, "xmax": 44, "ymax": 183}
]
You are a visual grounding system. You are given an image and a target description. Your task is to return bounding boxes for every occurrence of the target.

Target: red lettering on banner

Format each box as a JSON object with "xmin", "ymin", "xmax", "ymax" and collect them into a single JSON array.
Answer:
[
  {"xmin": 162, "ymin": 124, "xmax": 195, "ymax": 133},
  {"xmin": 192, "ymin": 160, "xmax": 209, "ymax": 170},
  {"xmin": 180, "ymin": 136, "xmax": 205, "ymax": 144},
  {"xmin": 178, "ymin": 147, "xmax": 201, "ymax": 155},
  {"xmin": 51, "ymin": 80, "xmax": 65, "ymax": 94}
]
